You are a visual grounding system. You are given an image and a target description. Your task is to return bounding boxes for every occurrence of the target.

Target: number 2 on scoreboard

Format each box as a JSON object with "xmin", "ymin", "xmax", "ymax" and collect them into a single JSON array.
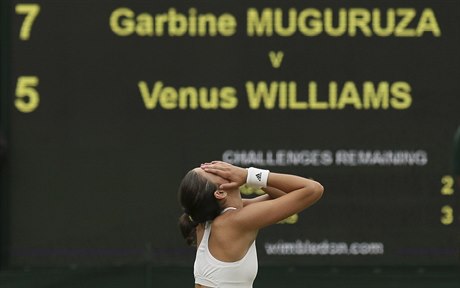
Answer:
[
  {"xmin": 15, "ymin": 3, "xmax": 41, "ymax": 40},
  {"xmin": 440, "ymin": 175, "xmax": 454, "ymax": 195}
]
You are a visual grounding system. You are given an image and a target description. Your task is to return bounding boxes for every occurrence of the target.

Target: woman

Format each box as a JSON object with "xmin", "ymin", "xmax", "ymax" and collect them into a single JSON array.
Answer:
[{"xmin": 178, "ymin": 161, "xmax": 324, "ymax": 288}]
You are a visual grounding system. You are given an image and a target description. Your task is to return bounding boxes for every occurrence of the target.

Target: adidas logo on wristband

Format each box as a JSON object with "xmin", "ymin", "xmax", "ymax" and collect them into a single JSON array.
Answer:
[{"xmin": 246, "ymin": 167, "xmax": 269, "ymax": 188}]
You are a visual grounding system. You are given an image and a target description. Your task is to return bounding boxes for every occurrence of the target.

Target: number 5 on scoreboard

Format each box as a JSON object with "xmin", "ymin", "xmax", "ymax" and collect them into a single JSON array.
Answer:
[
  {"xmin": 15, "ymin": 76, "xmax": 40, "ymax": 113},
  {"xmin": 15, "ymin": 4, "xmax": 41, "ymax": 40}
]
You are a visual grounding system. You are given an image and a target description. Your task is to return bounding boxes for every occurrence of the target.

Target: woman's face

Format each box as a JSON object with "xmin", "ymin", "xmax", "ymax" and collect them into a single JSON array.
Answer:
[{"xmin": 193, "ymin": 167, "xmax": 229, "ymax": 188}]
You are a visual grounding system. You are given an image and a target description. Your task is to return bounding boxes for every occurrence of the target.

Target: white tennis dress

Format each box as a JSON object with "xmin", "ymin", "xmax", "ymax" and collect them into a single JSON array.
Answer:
[{"xmin": 194, "ymin": 208, "xmax": 258, "ymax": 287}]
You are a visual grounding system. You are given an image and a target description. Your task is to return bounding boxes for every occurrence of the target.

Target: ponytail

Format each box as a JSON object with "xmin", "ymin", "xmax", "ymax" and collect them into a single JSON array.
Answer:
[{"xmin": 179, "ymin": 213, "xmax": 198, "ymax": 246}]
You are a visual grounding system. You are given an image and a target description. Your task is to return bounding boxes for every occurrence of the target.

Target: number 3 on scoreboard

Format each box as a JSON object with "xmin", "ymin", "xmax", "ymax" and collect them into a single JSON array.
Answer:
[
  {"xmin": 440, "ymin": 205, "xmax": 453, "ymax": 225},
  {"xmin": 15, "ymin": 76, "xmax": 40, "ymax": 113},
  {"xmin": 15, "ymin": 3, "xmax": 41, "ymax": 40}
]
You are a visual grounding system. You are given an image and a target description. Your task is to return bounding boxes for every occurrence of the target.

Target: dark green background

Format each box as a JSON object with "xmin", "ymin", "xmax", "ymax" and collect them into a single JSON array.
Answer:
[{"xmin": 2, "ymin": 0, "xmax": 460, "ymax": 270}]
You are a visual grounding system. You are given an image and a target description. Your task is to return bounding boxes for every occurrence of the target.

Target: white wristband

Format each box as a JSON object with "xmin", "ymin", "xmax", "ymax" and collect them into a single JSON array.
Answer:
[{"xmin": 246, "ymin": 167, "xmax": 270, "ymax": 188}]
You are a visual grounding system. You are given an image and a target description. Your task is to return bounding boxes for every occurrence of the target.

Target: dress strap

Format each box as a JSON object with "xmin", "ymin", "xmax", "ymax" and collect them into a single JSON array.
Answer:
[
  {"xmin": 203, "ymin": 221, "xmax": 212, "ymax": 243},
  {"xmin": 220, "ymin": 207, "xmax": 237, "ymax": 214}
]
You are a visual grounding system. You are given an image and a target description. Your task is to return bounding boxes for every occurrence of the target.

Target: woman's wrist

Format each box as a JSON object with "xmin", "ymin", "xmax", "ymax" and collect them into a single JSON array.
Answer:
[{"xmin": 246, "ymin": 167, "xmax": 270, "ymax": 188}]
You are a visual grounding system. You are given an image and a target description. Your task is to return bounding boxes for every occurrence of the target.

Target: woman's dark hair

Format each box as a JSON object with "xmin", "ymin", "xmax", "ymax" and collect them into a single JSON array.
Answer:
[{"xmin": 178, "ymin": 170, "xmax": 222, "ymax": 246}]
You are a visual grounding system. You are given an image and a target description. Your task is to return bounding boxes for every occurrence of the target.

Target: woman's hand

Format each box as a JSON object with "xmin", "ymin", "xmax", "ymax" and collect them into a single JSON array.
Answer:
[{"xmin": 201, "ymin": 161, "xmax": 247, "ymax": 190}]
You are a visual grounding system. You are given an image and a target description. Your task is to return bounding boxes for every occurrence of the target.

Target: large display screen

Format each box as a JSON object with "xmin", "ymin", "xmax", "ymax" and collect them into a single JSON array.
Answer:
[{"xmin": 4, "ymin": 0, "xmax": 460, "ymax": 266}]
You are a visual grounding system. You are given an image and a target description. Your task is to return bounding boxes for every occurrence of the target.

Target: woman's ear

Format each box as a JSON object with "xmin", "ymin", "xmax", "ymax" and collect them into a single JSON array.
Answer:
[{"xmin": 214, "ymin": 190, "xmax": 227, "ymax": 200}]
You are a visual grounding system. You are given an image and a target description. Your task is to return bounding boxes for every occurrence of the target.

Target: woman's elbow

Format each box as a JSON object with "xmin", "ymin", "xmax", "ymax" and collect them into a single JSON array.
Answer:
[
  {"xmin": 299, "ymin": 181, "xmax": 324, "ymax": 208},
  {"xmin": 311, "ymin": 181, "xmax": 324, "ymax": 200}
]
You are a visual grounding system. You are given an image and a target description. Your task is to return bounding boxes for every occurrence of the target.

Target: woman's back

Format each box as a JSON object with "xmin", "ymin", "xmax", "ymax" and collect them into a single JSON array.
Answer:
[{"xmin": 194, "ymin": 214, "xmax": 258, "ymax": 288}]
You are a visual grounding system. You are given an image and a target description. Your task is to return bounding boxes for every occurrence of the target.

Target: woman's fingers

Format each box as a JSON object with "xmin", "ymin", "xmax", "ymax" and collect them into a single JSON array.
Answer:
[
  {"xmin": 201, "ymin": 161, "xmax": 246, "ymax": 189},
  {"xmin": 201, "ymin": 162, "xmax": 228, "ymax": 172},
  {"xmin": 201, "ymin": 166, "xmax": 229, "ymax": 179}
]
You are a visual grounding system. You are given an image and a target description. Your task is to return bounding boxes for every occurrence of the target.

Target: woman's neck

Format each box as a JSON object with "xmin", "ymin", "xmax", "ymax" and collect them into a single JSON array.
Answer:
[{"xmin": 222, "ymin": 189, "xmax": 243, "ymax": 209}]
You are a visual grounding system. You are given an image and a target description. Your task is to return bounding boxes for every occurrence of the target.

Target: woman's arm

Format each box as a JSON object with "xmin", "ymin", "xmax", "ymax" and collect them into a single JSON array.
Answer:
[
  {"xmin": 202, "ymin": 161, "xmax": 324, "ymax": 230},
  {"xmin": 242, "ymin": 186, "xmax": 286, "ymax": 206}
]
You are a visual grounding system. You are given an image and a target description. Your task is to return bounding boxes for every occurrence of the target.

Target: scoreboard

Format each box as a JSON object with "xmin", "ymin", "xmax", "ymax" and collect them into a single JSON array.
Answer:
[{"xmin": 2, "ymin": 0, "xmax": 460, "ymax": 267}]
